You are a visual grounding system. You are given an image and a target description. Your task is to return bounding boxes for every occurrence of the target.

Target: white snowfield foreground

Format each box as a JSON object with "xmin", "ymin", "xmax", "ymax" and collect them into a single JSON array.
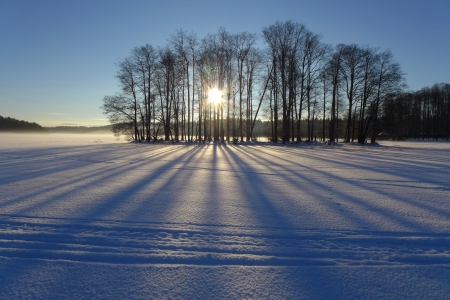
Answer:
[{"xmin": 0, "ymin": 134, "xmax": 449, "ymax": 299}]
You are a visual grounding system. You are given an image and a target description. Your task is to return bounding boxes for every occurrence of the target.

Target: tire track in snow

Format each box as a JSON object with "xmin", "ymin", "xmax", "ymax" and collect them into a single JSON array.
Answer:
[{"xmin": 0, "ymin": 216, "xmax": 449, "ymax": 266}]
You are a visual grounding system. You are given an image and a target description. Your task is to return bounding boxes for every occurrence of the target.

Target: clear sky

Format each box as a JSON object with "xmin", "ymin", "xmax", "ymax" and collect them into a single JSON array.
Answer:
[{"xmin": 1, "ymin": 0, "xmax": 449, "ymax": 127}]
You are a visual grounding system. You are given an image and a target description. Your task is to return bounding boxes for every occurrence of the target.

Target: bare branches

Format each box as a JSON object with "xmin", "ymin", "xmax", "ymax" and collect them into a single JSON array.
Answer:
[{"xmin": 101, "ymin": 22, "xmax": 410, "ymax": 144}]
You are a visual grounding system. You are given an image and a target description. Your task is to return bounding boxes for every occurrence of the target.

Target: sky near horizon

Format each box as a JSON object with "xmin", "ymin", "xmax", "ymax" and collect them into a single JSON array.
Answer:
[{"xmin": 1, "ymin": 0, "xmax": 449, "ymax": 127}]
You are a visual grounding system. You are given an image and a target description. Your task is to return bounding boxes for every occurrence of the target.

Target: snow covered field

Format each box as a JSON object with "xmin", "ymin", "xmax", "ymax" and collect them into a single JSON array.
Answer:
[{"xmin": 0, "ymin": 133, "xmax": 449, "ymax": 299}]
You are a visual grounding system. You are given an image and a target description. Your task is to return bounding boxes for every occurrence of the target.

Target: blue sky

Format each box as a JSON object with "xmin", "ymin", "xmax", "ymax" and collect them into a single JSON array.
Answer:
[{"xmin": 1, "ymin": 0, "xmax": 449, "ymax": 127}]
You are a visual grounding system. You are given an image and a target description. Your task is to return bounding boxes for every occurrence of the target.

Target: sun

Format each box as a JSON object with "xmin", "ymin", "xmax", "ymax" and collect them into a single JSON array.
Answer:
[{"xmin": 208, "ymin": 88, "xmax": 222, "ymax": 105}]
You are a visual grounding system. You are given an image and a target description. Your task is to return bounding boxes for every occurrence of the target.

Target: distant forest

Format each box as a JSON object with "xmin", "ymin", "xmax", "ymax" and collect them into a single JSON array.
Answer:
[
  {"xmin": 0, "ymin": 116, "xmax": 44, "ymax": 131},
  {"xmin": 45, "ymin": 125, "xmax": 113, "ymax": 133},
  {"xmin": 0, "ymin": 116, "xmax": 112, "ymax": 133},
  {"xmin": 102, "ymin": 20, "xmax": 449, "ymax": 143},
  {"xmin": 383, "ymin": 83, "xmax": 450, "ymax": 140}
]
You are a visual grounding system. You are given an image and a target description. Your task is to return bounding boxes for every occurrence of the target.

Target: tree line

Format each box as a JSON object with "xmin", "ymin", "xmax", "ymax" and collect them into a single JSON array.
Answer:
[
  {"xmin": 102, "ymin": 20, "xmax": 447, "ymax": 144},
  {"xmin": 382, "ymin": 83, "xmax": 450, "ymax": 140},
  {"xmin": 0, "ymin": 116, "xmax": 44, "ymax": 131}
]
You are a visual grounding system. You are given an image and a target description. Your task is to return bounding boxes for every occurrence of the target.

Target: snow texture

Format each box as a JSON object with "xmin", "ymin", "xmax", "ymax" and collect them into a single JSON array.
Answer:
[{"xmin": 0, "ymin": 133, "xmax": 449, "ymax": 299}]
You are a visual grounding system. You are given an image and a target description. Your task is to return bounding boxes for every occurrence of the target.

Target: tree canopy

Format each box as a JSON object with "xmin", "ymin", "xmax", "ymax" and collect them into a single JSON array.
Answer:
[{"xmin": 102, "ymin": 21, "xmax": 448, "ymax": 144}]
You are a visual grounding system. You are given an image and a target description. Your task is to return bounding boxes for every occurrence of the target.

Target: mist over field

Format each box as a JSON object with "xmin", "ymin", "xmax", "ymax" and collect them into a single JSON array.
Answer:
[{"xmin": 0, "ymin": 133, "xmax": 449, "ymax": 299}]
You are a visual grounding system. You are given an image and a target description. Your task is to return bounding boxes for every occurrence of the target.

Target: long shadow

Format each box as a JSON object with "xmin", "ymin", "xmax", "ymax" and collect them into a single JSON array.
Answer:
[
  {"xmin": 0, "ymin": 143, "xmax": 191, "ymax": 214},
  {"xmin": 262, "ymin": 143, "xmax": 450, "ymax": 172},
  {"xmin": 4, "ymin": 141, "xmax": 448, "ymax": 234},
  {"xmin": 121, "ymin": 144, "xmax": 208, "ymax": 223},
  {"xmin": 0, "ymin": 143, "xmax": 185, "ymax": 186},
  {"xmin": 278, "ymin": 142, "xmax": 450, "ymax": 179},
  {"xmin": 273, "ymin": 146, "xmax": 450, "ymax": 223},
  {"xmin": 0, "ymin": 147, "xmax": 150, "ymax": 214},
  {"xmin": 220, "ymin": 144, "xmax": 297, "ymax": 230},
  {"xmin": 236, "ymin": 145, "xmax": 449, "ymax": 232},
  {"xmin": 1, "ymin": 142, "xmax": 449, "ymax": 300},
  {"xmin": 78, "ymin": 144, "xmax": 203, "ymax": 222},
  {"xmin": 268, "ymin": 144, "xmax": 450, "ymax": 191},
  {"xmin": 234, "ymin": 146, "xmax": 380, "ymax": 230},
  {"xmin": 231, "ymin": 145, "xmax": 369, "ymax": 230},
  {"xmin": 141, "ymin": 143, "xmax": 229, "ymax": 227},
  {"xmin": 297, "ymin": 145, "xmax": 450, "ymax": 184},
  {"xmin": 216, "ymin": 145, "xmax": 343, "ymax": 298},
  {"xmin": 0, "ymin": 164, "xmax": 116, "ymax": 212}
]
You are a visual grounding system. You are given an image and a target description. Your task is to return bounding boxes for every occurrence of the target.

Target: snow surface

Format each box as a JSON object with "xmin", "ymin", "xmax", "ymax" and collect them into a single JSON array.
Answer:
[{"xmin": 0, "ymin": 133, "xmax": 449, "ymax": 299}]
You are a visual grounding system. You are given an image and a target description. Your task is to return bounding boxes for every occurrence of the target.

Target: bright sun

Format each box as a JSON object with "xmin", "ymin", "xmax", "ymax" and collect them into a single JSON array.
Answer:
[{"xmin": 208, "ymin": 88, "xmax": 222, "ymax": 105}]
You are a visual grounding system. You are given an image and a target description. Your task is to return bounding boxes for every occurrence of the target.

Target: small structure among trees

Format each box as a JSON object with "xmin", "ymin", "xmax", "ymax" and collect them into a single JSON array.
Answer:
[{"xmin": 377, "ymin": 132, "xmax": 390, "ymax": 140}]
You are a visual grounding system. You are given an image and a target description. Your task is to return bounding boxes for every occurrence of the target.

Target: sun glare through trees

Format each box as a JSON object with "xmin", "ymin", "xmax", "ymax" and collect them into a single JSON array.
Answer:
[
  {"xmin": 208, "ymin": 88, "xmax": 222, "ymax": 106},
  {"xmin": 101, "ymin": 21, "xmax": 449, "ymax": 144}
]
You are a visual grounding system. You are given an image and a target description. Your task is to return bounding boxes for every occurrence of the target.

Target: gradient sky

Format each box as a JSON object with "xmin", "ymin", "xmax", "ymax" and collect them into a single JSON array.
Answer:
[{"xmin": 1, "ymin": 0, "xmax": 449, "ymax": 127}]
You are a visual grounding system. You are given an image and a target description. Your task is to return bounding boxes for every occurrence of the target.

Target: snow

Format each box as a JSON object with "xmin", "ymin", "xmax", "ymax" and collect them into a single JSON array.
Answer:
[{"xmin": 0, "ymin": 133, "xmax": 449, "ymax": 299}]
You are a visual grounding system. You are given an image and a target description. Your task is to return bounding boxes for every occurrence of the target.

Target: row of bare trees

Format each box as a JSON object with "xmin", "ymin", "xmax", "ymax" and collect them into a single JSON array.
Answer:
[
  {"xmin": 103, "ymin": 28, "xmax": 263, "ymax": 143},
  {"xmin": 325, "ymin": 44, "xmax": 405, "ymax": 143},
  {"xmin": 102, "ymin": 20, "xmax": 414, "ymax": 144}
]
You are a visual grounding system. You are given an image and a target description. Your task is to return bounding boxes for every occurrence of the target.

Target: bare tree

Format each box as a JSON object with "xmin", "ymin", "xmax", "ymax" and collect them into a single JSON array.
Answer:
[
  {"xmin": 250, "ymin": 62, "xmax": 273, "ymax": 139},
  {"xmin": 218, "ymin": 28, "xmax": 234, "ymax": 142},
  {"xmin": 170, "ymin": 30, "xmax": 200, "ymax": 142},
  {"xmin": 340, "ymin": 44, "xmax": 365, "ymax": 142},
  {"xmin": 102, "ymin": 94, "xmax": 136, "ymax": 139},
  {"xmin": 115, "ymin": 57, "xmax": 140, "ymax": 141},
  {"xmin": 325, "ymin": 44, "xmax": 345, "ymax": 143},
  {"xmin": 370, "ymin": 49, "xmax": 404, "ymax": 143},
  {"xmin": 263, "ymin": 20, "xmax": 306, "ymax": 143},
  {"xmin": 234, "ymin": 31, "xmax": 258, "ymax": 142},
  {"xmin": 244, "ymin": 48, "xmax": 263, "ymax": 141},
  {"xmin": 303, "ymin": 31, "xmax": 327, "ymax": 141},
  {"xmin": 156, "ymin": 47, "xmax": 178, "ymax": 141},
  {"xmin": 356, "ymin": 47, "xmax": 378, "ymax": 144},
  {"xmin": 132, "ymin": 44, "xmax": 157, "ymax": 141}
]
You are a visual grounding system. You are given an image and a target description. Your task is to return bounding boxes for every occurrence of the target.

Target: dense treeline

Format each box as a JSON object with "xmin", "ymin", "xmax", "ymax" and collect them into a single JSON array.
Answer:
[
  {"xmin": 0, "ymin": 118, "xmax": 115, "ymax": 133},
  {"xmin": 0, "ymin": 116, "xmax": 44, "ymax": 131},
  {"xmin": 102, "ymin": 20, "xmax": 447, "ymax": 144},
  {"xmin": 382, "ymin": 83, "xmax": 450, "ymax": 140},
  {"xmin": 45, "ymin": 125, "xmax": 114, "ymax": 133}
]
